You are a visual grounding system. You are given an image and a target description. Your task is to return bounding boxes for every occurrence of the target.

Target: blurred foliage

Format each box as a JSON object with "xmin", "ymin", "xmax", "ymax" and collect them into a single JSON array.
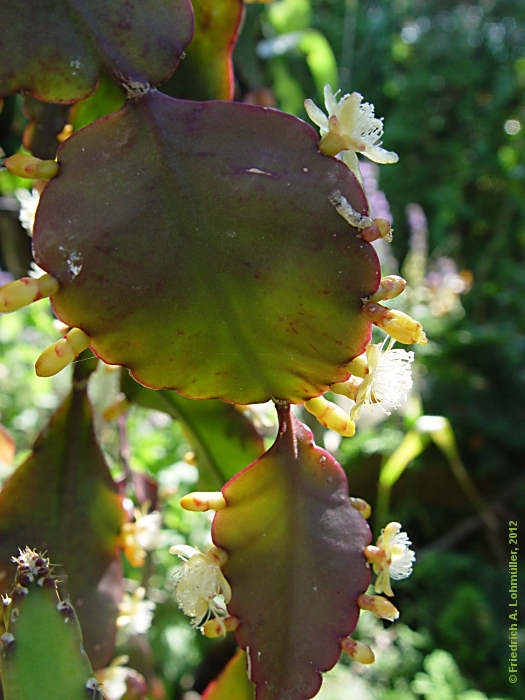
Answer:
[{"xmin": 1, "ymin": 0, "xmax": 524, "ymax": 698}]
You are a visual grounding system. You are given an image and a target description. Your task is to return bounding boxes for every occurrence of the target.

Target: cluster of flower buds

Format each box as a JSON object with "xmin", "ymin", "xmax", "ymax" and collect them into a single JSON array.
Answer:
[
  {"xmin": 336, "ymin": 500, "xmax": 416, "ymax": 665},
  {"xmin": 303, "ymin": 85, "xmax": 427, "ymax": 440},
  {"xmin": 0, "ymin": 546, "xmax": 79, "ymax": 656},
  {"xmin": 10, "ymin": 546, "xmax": 54, "ymax": 590}
]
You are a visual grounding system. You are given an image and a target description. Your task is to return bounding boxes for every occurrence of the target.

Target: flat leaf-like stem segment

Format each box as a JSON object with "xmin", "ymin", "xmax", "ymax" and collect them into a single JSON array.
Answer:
[
  {"xmin": 164, "ymin": 0, "xmax": 244, "ymax": 100},
  {"xmin": 212, "ymin": 406, "xmax": 371, "ymax": 700},
  {"xmin": 0, "ymin": 586, "xmax": 93, "ymax": 700},
  {"xmin": 0, "ymin": 0, "xmax": 194, "ymax": 102},
  {"xmin": 34, "ymin": 90, "xmax": 379, "ymax": 404},
  {"xmin": 202, "ymin": 649, "xmax": 255, "ymax": 699},
  {"xmin": 121, "ymin": 372, "xmax": 264, "ymax": 489},
  {"xmin": 0, "ymin": 380, "xmax": 125, "ymax": 667}
]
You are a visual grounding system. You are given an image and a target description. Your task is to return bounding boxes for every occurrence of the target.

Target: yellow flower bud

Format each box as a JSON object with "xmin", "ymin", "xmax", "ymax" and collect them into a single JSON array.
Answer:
[
  {"xmin": 360, "ymin": 218, "xmax": 393, "ymax": 243},
  {"xmin": 357, "ymin": 594, "xmax": 399, "ymax": 621},
  {"xmin": 180, "ymin": 491, "xmax": 227, "ymax": 512},
  {"xmin": 349, "ymin": 497, "xmax": 372, "ymax": 519},
  {"xmin": 368, "ymin": 275, "xmax": 407, "ymax": 303},
  {"xmin": 202, "ymin": 615, "xmax": 239, "ymax": 638},
  {"xmin": 304, "ymin": 396, "xmax": 355, "ymax": 437},
  {"xmin": 35, "ymin": 327, "xmax": 90, "ymax": 377},
  {"xmin": 361, "ymin": 303, "xmax": 428, "ymax": 345},
  {"xmin": 340, "ymin": 637, "xmax": 375, "ymax": 665},
  {"xmin": 0, "ymin": 274, "xmax": 59, "ymax": 312},
  {"xmin": 4, "ymin": 154, "xmax": 59, "ymax": 180}
]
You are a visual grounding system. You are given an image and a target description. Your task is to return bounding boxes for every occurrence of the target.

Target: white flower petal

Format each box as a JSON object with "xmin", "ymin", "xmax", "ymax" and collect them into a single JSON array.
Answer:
[
  {"xmin": 361, "ymin": 143, "xmax": 399, "ymax": 164},
  {"xmin": 323, "ymin": 84, "xmax": 340, "ymax": 115},
  {"xmin": 170, "ymin": 544, "xmax": 200, "ymax": 560},
  {"xmin": 304, "ymin": 99, "xmax": 329, "ymax": 131},
  {"xmin": 173, "ymin": 548, "xmax": 229, "ymax": 628}
]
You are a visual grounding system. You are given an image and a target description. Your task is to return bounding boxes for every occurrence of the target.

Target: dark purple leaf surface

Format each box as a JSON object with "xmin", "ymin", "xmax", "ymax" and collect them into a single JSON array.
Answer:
[
  {"xmin": 0, "ymin": 0, "xmax": 194, "ymax": 102},
  {"xmin": 212, "ymin": 407, "xmax": 371, "ymax": 700},
  {"xmin": 34, "ymin": 90, "xmax": 379, "ymax": 404}
]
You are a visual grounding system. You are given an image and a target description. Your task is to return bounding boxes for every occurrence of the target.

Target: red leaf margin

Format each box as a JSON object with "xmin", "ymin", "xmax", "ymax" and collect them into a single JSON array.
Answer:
[{"xmin": 212, "ymin": 405, "xmax": 371, "ymax": 700}]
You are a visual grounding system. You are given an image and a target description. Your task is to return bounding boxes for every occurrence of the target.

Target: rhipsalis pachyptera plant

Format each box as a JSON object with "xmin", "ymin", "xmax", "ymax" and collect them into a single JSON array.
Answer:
[{"xmin": 0, "ymin": 2, "xmax": 427, "ymax": 698}]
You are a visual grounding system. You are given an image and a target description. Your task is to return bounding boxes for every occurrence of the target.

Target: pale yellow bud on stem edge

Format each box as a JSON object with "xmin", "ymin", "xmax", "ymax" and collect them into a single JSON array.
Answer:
[
  {"xmin": 360, "ymin": 219, "xmax": 393, "ymax": 243},
  {"xmin": 202, "ymin": 615, "xmax": 239, "ymax": 638},
  {"xmin": 341, "ymin": 637, "xmax": 375, "ymax": 665},
  {"xmin": 180, "ymin": 491, "xmax": 227, "ymax": 512},
  {"xmin": 0, "ymin": 274, "xmax": 59, "ymax": 312},
  {"xmin": 304, "ymin": 396, "xmax": 355, "ymax": 437},
  {"xmin": 35, "ymin": 327, "xmax": 90, "ymax": 377},
  {"xmin": 4, "ymin": 154, "xmax": 59, "ymax": 180},
  {"xmin": 368, "ymin": 275, "xmax": 407, "ymax": 303},
  {"xmin": 349, "ymin": 497, "xmax": 372, "ymax": 519},
  {"xmin": 357, "ymin": 594, "xmax": 399, "ymax": 621},
  {"xmin": 361, "ymin": 303, "xmax": 428, "ymax": 345}
]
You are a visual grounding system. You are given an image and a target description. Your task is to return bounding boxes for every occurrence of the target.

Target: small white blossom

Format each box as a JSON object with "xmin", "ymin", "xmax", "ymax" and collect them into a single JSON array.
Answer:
[
  {"xmin": 351, "ymin": 339, "xmax": 414, "ymax": 421},
  {"xmin": 133, "ymin": 510, "xmax": 162, "ymax": 550},
  {"xmin": 100, "ymin": 667, "xmax": 128, "ymax": 700},
  {"xmin": 304, "ymin": 85, "xmax": 398, "ymax": 178},
  {"xmin": 94, "ymin": 657, "xmax": 145, "ymax": 700},
  {"xmin": 15, "ymin": 188, "xmax": 40, "ymax": 236},
  {"xmin": 171, "ymin": 545, "xmax": 231, "ymax": 630},
  {"xmin": 371, "ymin": 522, "xmax": 416, "ymax": 597},
  {"xmin": 116, "ymin": 587, "xmax": 155, "ymax": 636},
  {"xmin": 121, "ymin": 506, "xmax": 162, "ymax": 567}
]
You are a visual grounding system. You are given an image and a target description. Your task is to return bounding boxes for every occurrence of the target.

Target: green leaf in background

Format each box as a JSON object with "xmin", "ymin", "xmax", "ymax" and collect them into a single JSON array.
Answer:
[
  {"xmin": 121, "ymin": 371, "xmax": 264, "ymax": 489},
  {"xmin": 0, "ymin": 375, "xmax": 125, "ymax": 668},
  {"xmin": 0, "ymin": 0, "xmax": 194, "ymax": 102},
  {"xmin": 0, "ymin": 581, "xmax": 95, "ymax": 700},
  {"xmin": 267, "ymin": 0, "xmax": 311, "ymax": 33},
  {"xmin": 201, "ymin": 649, "xmax": 255, "ymax": 699},
  {"xmin": 33, "ymin": 90, "xmax": 378, "ymax": 404},
  {"xmin": 298, "ymin": 30, "xmax": 338, "ymax": 97},
  {"xmin": 69, "ymin": 72, "xmax": 126, "ymax": 132},
  {"xmin": 212, "ymin": 406, "xmax": 371, "ymax": 700},
  {"xmin": 163, "ymin": 0, "xmax": 244, "ymax": 100}
]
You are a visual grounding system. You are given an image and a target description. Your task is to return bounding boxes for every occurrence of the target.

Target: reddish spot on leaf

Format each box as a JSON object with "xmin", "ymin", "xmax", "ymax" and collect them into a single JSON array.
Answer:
[{"xmin": 34, "ymin": 91, "xmax": 379, "ymax": 404}]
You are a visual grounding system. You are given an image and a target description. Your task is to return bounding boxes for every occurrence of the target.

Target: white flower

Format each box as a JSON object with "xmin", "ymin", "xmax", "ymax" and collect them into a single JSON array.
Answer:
[
  {"xmin": 99, "ymin": 666, "xmax": 128, "ymax": 700},
  {"xmin": 15, "ymin": 188, "xmax": 40, "ymax": 236},
  {"xmin": 351, "ymin": 339, "xmax": 414, "ymax": 421},
  {"xmin": 304, "ymin": 85, "xmax": 398, "ymax": 177},
  {"xmin": 171, "ymin": 545, "xmax": 231, "ymax": 630},
  {"xmin": 370, "ymin": 522, "xmax": 416, "ymax": 597},
  {"xmin": 95, "ymin": 657, "xmax": 145, "ymax": 700},
  {"xmin": 116, "ymin": 587, "xmax": 155, "ymax": 636},
  {"xmin": 121, "ymin": 506, "xmax": 162, "ymax": 567},
  {"xmin": 133, "ymin": 510, "xmax": 162, "ymax": 550}
]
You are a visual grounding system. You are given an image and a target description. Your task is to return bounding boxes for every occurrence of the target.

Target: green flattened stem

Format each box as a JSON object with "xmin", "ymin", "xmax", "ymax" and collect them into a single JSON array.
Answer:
[{"xmin": 0, "ymin": 564, "xmax": 95, "ymax": 700}]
